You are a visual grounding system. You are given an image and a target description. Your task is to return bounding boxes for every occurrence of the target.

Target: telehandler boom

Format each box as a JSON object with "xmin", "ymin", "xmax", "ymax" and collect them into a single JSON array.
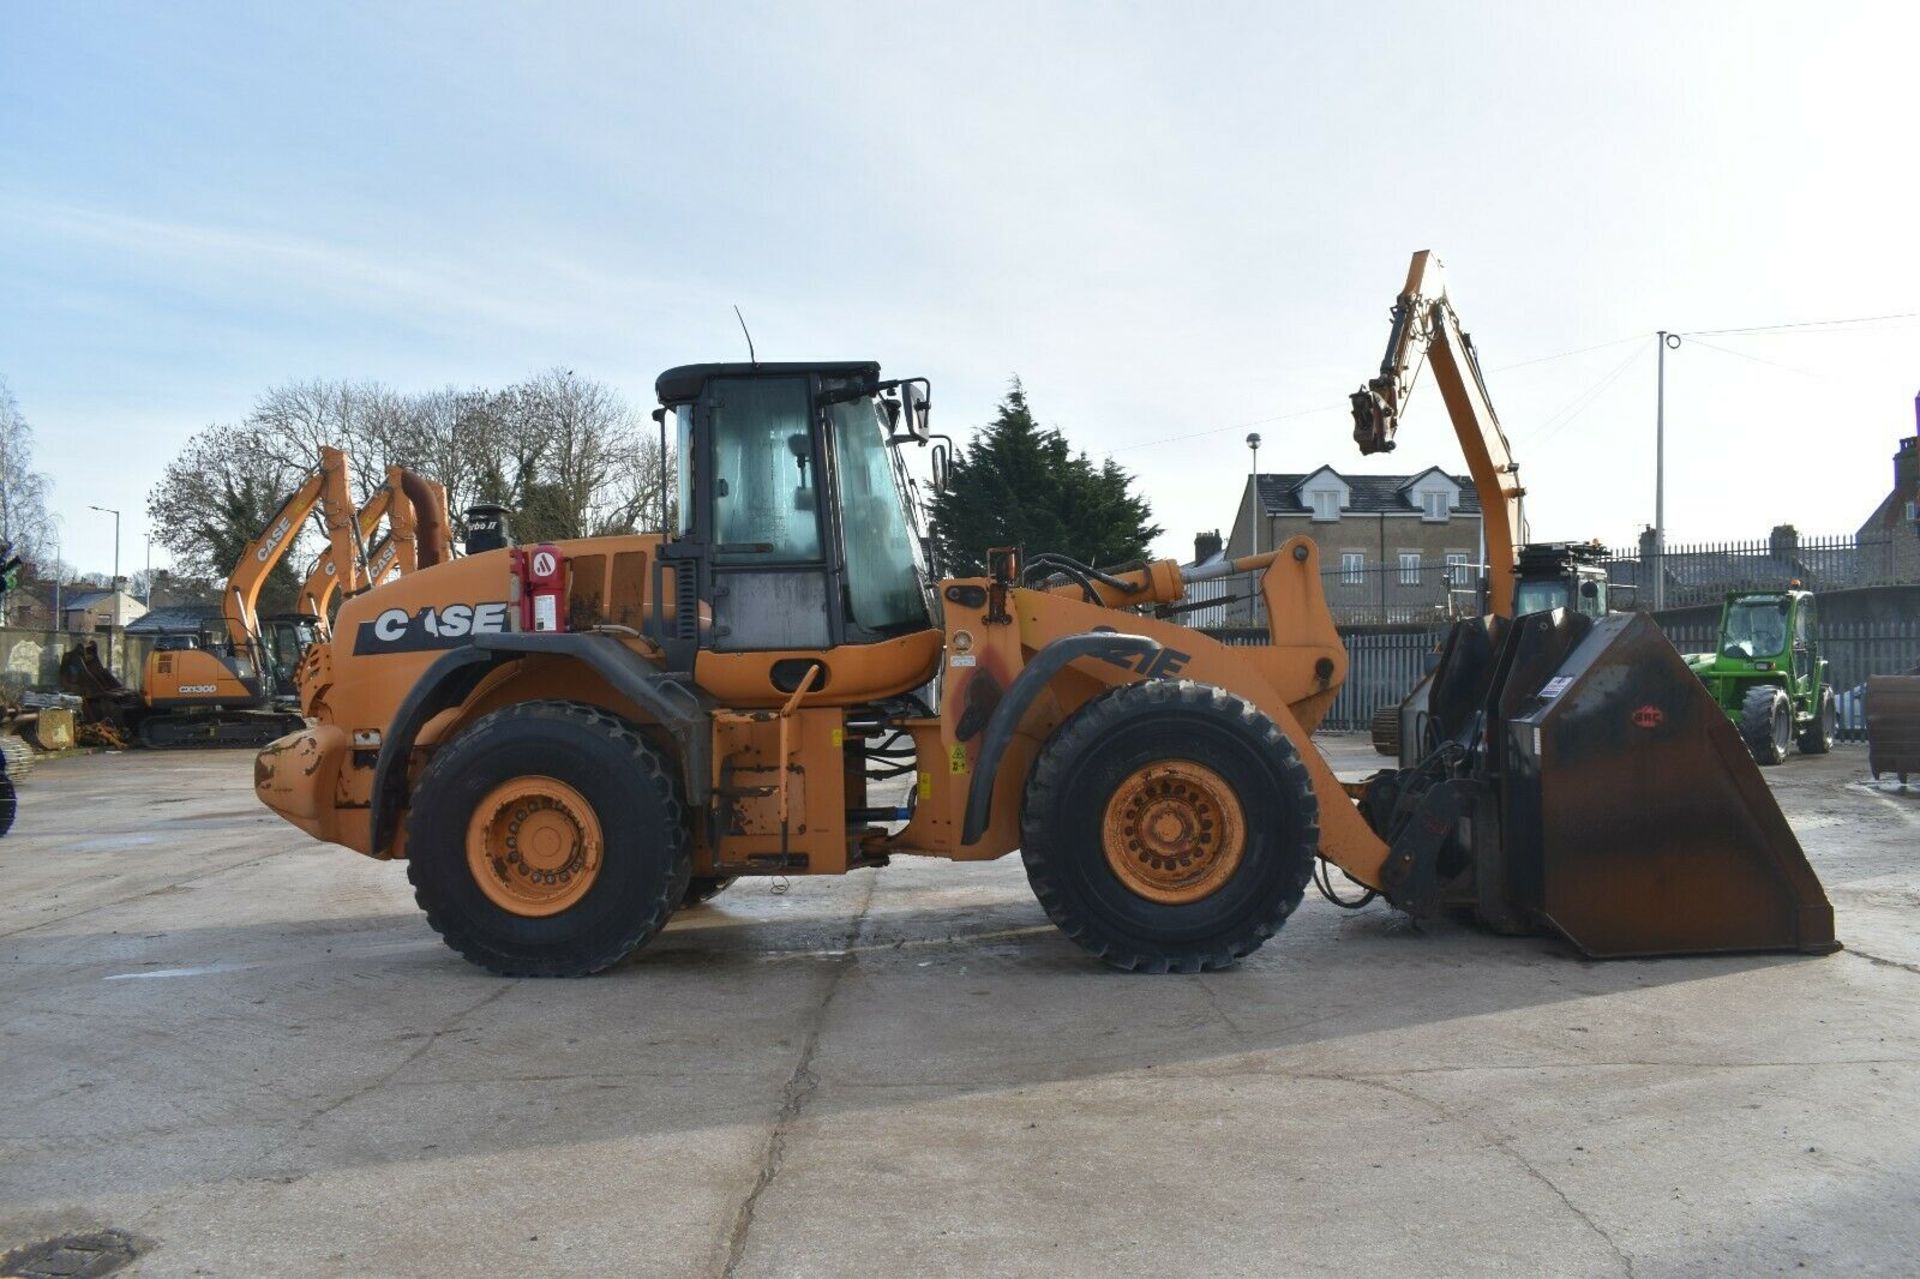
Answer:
[{"xmin": 254, "ymin": 266, "xmax": 1836, "ymax": 976}]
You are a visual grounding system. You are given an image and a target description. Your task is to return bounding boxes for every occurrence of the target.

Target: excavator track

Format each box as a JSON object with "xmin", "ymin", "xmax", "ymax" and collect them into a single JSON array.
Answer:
[{"xmin": 138, "ymin": 712, "xmax": 307, "ymax": 750}]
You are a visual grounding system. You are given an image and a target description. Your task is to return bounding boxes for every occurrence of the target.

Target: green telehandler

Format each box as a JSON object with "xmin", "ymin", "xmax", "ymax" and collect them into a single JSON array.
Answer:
[{"xmin": 1686, "ymin": 589, "xmax": 1837, "ymax": 765}]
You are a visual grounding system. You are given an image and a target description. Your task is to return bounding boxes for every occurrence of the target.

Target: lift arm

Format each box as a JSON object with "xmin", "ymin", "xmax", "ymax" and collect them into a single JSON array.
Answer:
[
  {"xmin": 1349, "ymin": 250, "xmax": 1527, "ymax": 617},
  {"xmin": 228, "ymin": 446, "xmax": 361, "ymax": 644}
]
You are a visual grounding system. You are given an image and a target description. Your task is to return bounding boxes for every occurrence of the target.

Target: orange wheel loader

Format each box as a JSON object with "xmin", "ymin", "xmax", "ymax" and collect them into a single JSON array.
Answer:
[{"xmin": 253, "ymin": 278, "xmax": 1836, "ymax": 976}]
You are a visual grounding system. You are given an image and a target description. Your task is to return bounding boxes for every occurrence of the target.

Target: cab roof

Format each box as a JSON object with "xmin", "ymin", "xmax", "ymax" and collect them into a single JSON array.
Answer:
[{"xmin": 654, "ymin": 361, "xmax": 881, "ymax": 405}]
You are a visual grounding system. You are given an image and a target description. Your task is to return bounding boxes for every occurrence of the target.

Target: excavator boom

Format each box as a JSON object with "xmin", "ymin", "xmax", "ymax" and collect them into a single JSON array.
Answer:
[
  {"xmin": 230, "ymin": 446, "xmax": 361, "ymax": 645},
  {"xmin": 1350, "ymin": 250, "xmax": 1526, "ymax": 616},
  {"xmin": 296, "ymin": 466, "xmax": 446, "ymax": 623}
]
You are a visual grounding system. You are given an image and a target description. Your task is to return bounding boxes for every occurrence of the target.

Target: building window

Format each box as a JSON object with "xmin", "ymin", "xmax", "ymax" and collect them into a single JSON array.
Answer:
[
  {"xmin": 1398, "ymin": 553, "xmax": 1421, "ymax": 586},
  {"xmin": 1445, "ymin": 553, "xmax": 1471, "ymax": 586},
  {"xmin": 1310, "ymin": 490, "xmax": 1340, "ymax": 522},
  {"xmin": 1341, "ymin": 552, "xmax": 1365, "ymax": 585},
  {"xmin": 1421, "ymin": 491, "xmax": 1448, "ymax": 522}
]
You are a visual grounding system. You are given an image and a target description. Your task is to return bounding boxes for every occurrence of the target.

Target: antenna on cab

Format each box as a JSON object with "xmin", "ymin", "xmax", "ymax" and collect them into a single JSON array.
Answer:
[{"xmin": 733, "ymin": 305, "xmax": 757, "ymax": 367}]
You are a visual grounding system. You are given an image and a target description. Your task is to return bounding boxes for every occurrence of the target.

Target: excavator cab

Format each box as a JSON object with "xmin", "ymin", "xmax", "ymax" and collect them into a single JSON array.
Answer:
[
  {"xmin": 654, "ymin": 363, "xmax": 938, "ymax": 675},
  {"xmin": 1512, "ymin": 543, "xmax": 1609, "ymax": 619},
  {"xmin": 261, "ymin": 613, "xmax": 322, "ymax": 698}
]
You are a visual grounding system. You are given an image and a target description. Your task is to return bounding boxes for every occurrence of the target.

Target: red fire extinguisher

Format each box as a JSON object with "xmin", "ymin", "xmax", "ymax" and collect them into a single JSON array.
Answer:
[{"xmin": 513, "ymin": 543, "xmax": 568, "ymax": 632}]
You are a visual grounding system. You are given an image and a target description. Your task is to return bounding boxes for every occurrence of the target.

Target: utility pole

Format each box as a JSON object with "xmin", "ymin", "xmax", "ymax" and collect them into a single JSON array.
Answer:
[
  {"xmin": 90, "ymin": 505, "xmax": 120, "ymax": 674},
  {"xmin": 1653, "ymin": 332, "xmax": 1682, "ymax": 611}
]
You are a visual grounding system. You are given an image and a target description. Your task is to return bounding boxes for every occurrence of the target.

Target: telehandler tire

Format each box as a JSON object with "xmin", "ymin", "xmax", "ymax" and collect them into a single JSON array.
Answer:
[
  {"xmin": 1020, "ymin": 680, "xmax": 1318, "ymax": 973},
  {"xmin": 1797, "ymin": 686, "xmax": 1836, "ymax": 756},
  {"xmin": 1739, "ymin": 686, "xmax": 1792, "ymax": 766},
  {"xmin": 682, "ymin": 876, "xmax": 737, "ymax": 907},
  {"xmin": 405, "ymin": 700, "xmax": 691, "ymax": 977}
]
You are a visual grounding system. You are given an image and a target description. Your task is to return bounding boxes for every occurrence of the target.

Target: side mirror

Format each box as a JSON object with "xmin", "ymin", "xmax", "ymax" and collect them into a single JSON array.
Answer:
[
  {"xmin": 1580, "ymin": 580, "xmax": 1599, "ymax": 599},
  {"xmin": 931, "ymin": 441, "xmax": 951, "ymax": 493},
  {"xmin": 902, "ymin": 378, "xmax": 931, "ymax": 442}
]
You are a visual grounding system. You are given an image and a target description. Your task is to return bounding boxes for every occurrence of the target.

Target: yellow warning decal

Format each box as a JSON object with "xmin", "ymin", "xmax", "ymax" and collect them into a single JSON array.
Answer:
[
  {"xmin": 918, "ymin": 771, "xmax": 933, "ymax": 798},
  {"xmin": 831, "ymin": 728, "xmax": 843, "ymax": 748},
  {"xmin": 948, "ymin": 744, "xmax": 969, "ymax": 774}
]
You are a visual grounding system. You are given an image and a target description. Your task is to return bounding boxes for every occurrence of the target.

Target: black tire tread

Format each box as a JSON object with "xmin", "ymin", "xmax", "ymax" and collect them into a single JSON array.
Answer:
[
  {"xmin": 1797, "ymin": 685, "xmax": 1835, "ymax": 755},
  {"xmin": 406, "ymin": 699, "xmax": 689, "ymax": 977},
  {"xmin": 1021, "ymin": 680, "xmax": 1319, "ymax": 974},
  {"xmin": 1738, "ymin": 685, "xmax": 1788, "ymax": 766}
]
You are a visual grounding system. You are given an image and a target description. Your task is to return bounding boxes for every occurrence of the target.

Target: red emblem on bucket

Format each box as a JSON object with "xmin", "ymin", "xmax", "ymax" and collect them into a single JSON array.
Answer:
[{"xmin": 1632, "ymin": 705, "xmax": 1664, "ymax": 729}]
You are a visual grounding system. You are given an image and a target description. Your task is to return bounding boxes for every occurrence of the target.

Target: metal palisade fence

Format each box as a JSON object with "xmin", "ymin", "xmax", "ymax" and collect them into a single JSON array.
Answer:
[
  {"xmin": 1600, "ymin": 531, "xmax": 1905, "ymax": 608},
  {"xmin": 1205, "ymin": 623, "xmax": 1445, "ymax": 732}
]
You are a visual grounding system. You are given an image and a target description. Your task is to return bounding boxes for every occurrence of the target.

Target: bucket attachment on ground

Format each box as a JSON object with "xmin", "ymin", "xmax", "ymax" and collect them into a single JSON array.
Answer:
[
  {"xmin": 1364, "ymin": 610, "xmax": 1838, "ymax": 959},
  {"xmin": 1866, "ymin": 674, "xmax": 1920, "ymax": 784}
]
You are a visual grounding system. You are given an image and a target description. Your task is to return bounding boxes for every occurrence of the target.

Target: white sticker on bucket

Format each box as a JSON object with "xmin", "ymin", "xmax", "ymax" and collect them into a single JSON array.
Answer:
[{"xmin": 1539, "ymin": 675, "xmax": 1574, "ymax": 698}]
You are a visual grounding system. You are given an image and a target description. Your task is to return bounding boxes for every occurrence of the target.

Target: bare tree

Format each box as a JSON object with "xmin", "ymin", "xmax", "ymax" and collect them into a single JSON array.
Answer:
[
  {"xmin": 0, "ymin": 376, "xmax": 56, "ymax": 564},
  {"xmin": 146, "ymin": 422, "xmax": 308, "ymax": 616},
  {"xmin": 149, "ymin": 369, "xmax": 678, "ymax": 586}
]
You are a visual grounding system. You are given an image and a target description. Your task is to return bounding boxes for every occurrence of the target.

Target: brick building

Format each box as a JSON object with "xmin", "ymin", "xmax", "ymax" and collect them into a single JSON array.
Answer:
[
  {"xmin": 1224, "ymin": 465, "xmax": 1485, "ymax": 620},
  {"xmin": 1854, "ymin": 405, "xmax": 1919, "ymax": 583}
]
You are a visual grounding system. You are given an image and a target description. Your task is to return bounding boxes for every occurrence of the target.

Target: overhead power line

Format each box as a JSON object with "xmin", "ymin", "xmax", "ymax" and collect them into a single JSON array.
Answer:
[{"xmin": 1681, "ymin": 309, "xmax": 1920, "ymax": 337}]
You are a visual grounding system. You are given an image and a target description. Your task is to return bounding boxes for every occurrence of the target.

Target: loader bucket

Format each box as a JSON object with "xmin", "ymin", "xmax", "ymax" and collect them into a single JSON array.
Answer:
[
  {"xmin": 1865, "ymin": 674, "xmax": 1920, "ymax": 783},
  {"xmin": 1496, "ymin": 612, "xmax": 1837, "ymax": 958}
]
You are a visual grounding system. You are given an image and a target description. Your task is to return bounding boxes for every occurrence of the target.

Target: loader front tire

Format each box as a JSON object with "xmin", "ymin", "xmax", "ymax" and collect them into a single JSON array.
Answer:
[
  {"xmin": 1739, "ymin": 685, "xmax": 1792, "ymax": 766},
  {"xmin": 406, "ymin": 700, "xmax": 691, "ymax": 977},
  {"xmin": 1021, "ymin": 680, "xmax": 1318, "ymax": 973}
]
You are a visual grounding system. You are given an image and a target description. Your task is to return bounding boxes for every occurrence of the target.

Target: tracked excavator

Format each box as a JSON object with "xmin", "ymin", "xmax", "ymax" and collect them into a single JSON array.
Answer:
[
  {"xmin": 254, "ymin": 257, "xmax": 1835, "ymax": 975},
  {"xmin": 64, "ymin": 450, "xmax": 450, "ymax": 748}
]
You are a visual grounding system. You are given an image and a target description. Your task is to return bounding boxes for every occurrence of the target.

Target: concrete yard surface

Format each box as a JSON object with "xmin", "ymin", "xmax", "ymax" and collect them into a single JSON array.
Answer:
[{"xmin": 3, "ymin": 741, "xmax": 1918, "ymax": 1277}]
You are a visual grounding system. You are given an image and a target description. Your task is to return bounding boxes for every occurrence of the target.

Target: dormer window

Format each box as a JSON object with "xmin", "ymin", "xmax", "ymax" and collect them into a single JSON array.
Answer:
[
  {"xmin": 1421, "ymin": 491, "xmax": 1447, "ymax": 521},
  {"xmin": 1311, "ymin": 490, "xmax": 1340, "ymax": 522}
]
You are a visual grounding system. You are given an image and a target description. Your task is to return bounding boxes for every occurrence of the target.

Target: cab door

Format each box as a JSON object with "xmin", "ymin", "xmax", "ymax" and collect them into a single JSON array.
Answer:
[
  {"xmin": 1790, "ymin": 597, "xmax": 1815, "ymax": 706},
  {"xmin": 702, "ymin": 375, "xmax": 834, "ymax": 652}
]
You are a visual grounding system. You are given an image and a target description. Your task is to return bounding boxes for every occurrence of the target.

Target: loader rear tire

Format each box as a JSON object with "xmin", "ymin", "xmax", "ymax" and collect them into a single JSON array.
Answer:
[
  {"xmin": 1021, "ymin": 680, "xmax": 1318, "ymax": 973},
  {"xmin": 1739, "ymin": 686, "xmax": 1792, "ymax": 766},
  {"xmin": 1797, "ymin": 686, "xmax": 1836, "ymax": 755},
  {"xmin": 682, "ymin": 876, "xmax": 737, "ymax": 907},
  {"xmin": 406, "ymin": 700, "xmax": 691, "ymax": 977}
]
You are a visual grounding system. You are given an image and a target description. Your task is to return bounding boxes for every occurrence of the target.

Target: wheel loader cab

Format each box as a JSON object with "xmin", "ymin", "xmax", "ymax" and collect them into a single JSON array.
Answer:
[{"xmin": 655, "ymin": 361, "xmax": 941, "ymax": 702}]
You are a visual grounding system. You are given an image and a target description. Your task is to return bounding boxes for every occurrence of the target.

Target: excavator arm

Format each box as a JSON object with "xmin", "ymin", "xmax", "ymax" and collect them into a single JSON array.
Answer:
[
  {"xmin": 297, "ymin": 466, "xmax": 418, "ymax": 621},
  {"xmin": 1350, "ymin": 250, "xmax": 1527, "ymax": 617},
  {"xmin": 228, "ymin": 446, "xmax": 361, "ymax": 645}
]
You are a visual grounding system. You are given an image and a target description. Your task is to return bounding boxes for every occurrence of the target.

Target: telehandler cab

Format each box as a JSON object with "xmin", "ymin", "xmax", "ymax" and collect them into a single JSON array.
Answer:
[{"xmin": 255, "ymin": 262, "xmax": 1836, "ymax": 976}]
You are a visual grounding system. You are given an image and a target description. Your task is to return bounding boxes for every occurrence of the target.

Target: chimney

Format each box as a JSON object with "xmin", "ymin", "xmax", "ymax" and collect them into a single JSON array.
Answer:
[
  {"xmin": 1193, "ymin": 529, "xmax": 1223, "ymax": 564},
  {"xmin": 1769, "ymin": 523, "xmax": 1798, "ymax": 561},
  {"xmin": 1638, "ymin": 525, "xmax": 1657, "ymax": 559}
]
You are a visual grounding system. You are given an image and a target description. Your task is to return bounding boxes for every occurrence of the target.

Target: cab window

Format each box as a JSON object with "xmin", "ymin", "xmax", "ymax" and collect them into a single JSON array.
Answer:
[{"xmin": 708, "ymin": 377, "xmax": 822, "ymax": 563}]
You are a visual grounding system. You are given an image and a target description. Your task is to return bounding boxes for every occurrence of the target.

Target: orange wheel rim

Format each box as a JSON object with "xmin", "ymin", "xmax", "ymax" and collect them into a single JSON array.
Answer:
[
  {"xmin": 465, "ymin": 776, "xmax": 603, "ymax": 917},
  {"xmin": 1102, "ymin": 760, "xmax": 1246, "ymax": 905}
]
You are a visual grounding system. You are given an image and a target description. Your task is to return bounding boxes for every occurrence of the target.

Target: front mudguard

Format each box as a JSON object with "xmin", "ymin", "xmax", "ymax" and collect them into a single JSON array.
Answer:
[{"xmin": 255, "ymin": 724, "xmax": 358, "ymax": 848}]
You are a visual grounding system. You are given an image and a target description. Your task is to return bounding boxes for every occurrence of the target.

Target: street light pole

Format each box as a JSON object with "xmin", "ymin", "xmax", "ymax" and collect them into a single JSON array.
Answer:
[
  {"xmin": 1653, "ymin": 332, "xmax": 1681, "ymax": 611},
  {"xmin": 1245, "ymin": 433, "xmax": 1262, "ymax": 558},
  {"xmin": 90, "ymin": 505, "xmax": 121, "ymax": 673}
]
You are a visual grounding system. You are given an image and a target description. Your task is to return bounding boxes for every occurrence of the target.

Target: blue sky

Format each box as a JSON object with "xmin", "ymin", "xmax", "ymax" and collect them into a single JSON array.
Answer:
[{"xmin": 4, "ymin": 1, "xmax": 1917, "ymax": 576}]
